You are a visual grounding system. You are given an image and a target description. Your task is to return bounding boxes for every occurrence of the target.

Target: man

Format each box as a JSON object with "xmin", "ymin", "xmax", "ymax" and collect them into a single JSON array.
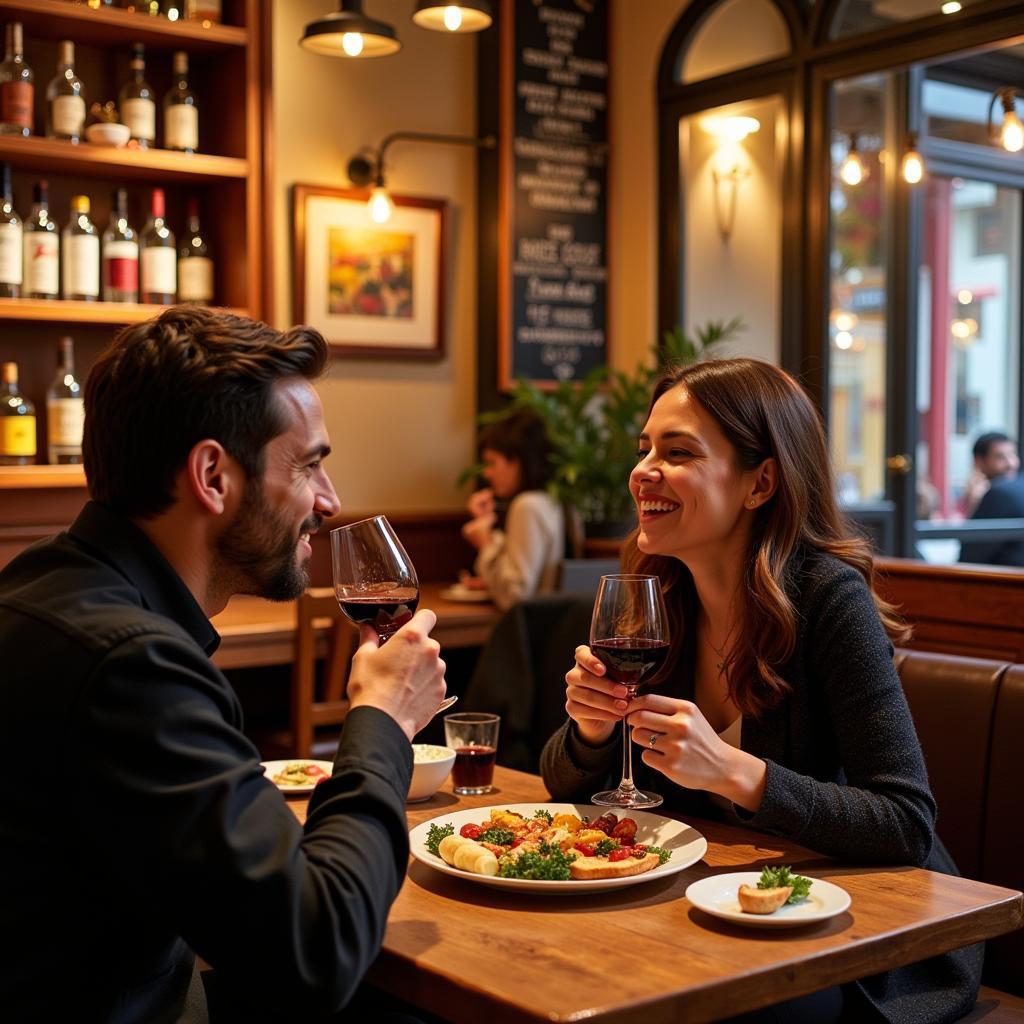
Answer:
[
  {"xmin": 962, "ymin": 431, "xmax": 1019, "ymax": 515},
  {"xmin": 0, "ymin": 307, "xmax": 447, "ymax": 1022},
  {"xmin": 960, "ymin": 432, "xmax": 1024, "ymax": 567}
]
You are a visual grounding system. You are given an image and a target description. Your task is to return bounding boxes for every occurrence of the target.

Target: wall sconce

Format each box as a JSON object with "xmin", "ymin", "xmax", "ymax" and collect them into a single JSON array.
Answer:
[
  {"xmin": 900, "ymin": 133, "xmax": 925, "ymax": 184},
  {"xmin": 839, "ymin": 132, "xmax": 867, "ymax": 186},
  {"xmin": 987, "ymin": 87, "xmax": 1024, "ymax": 153},
  {"xmin": 347, "ymin": 130, "xmax": 497, "ymax": 223},
  {"xmin": 301, "ymin": 0, "xmax": 492, "ymax": 59},
  {"xmin": 701, "ymin": 115, "xmax": 760, "ymax": 241}
]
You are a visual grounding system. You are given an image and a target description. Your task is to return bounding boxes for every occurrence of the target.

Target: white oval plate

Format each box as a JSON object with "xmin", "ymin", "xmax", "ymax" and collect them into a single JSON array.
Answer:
[
  {"xmin": 409, "ymin": 803, "xmax": 707, "ymax": 894},
  {"xmin": 439, "ymin": 584, "xmax": 492, "ymax": 603},
  {"xmin": 261, "ymin": 759, "xmax": 334, "ymax": 794},
  {"xmin": 685, "ymin": 871, "xmax": 851, "ymax": 928}
]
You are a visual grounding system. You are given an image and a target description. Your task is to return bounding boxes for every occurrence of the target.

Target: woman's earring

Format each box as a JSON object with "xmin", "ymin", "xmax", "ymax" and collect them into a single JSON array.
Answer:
[{"xmin": 747, "ymin": 500, "xmax": 756, "ymax": 509}]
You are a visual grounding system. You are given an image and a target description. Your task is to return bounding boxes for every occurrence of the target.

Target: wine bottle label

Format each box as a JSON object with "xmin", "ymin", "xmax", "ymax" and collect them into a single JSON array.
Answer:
[
  {"xmin": 104, "ymin": 239, "xmax": 139, "ymax": 292},
  {"xmin": 165, "ymin": 104, "xmax": 198, "ymax": 151},
  {"xmin": 0, "ymin": 416, "xmax": 36, "ymax": 457},
  {"xmin": 177, "ymin": 256, "xmax": 213, "ymax": 301},
  {"xmin": 63, "ymin": 235, "xmax": 100, "ymax": 297},
  {"xmin": 122, "ymin": 97, "xmax": 156, "ymax": 141},
  {"xmin": 23, "ymin": 232, "xmax": 59, "ymax": 295},
  {"xmin": 141, "ymin": 246, "xmax": 176, "ymax": 296},
  {"xmin": 47, "ymin": 398, "xmax": 85, "ymax": 448},
  {"xmin": 0, "ymin": 221, "xmax": 22, "ymax": 285},
  {"xmin": 52, "ymin": 95, "xmax": 86, "ymax": 136},
  {"xmin": 0, "ymin": 81, "xmax": 33, "ymax": 128}
]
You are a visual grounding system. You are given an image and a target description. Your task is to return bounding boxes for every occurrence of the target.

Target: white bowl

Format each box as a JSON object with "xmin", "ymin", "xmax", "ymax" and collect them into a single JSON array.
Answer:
[
  {"xmin": 85, "ymin": 122, "xmax": 131, "ymax": 147},
  {"xmin": 408, "ymin": 744, "xmax": 456, "ymax": 803}
]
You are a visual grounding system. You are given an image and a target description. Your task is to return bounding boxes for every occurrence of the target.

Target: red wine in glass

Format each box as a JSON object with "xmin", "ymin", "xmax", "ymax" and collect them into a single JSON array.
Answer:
[
  {"xmin": 336, "ymin": 584, "xmax": 419, "ymax": 640},
  {"xmin": 451, "ymin": 744, "xmax": 497, "ymax": 790},
  {"xmin": 590, "ymin": 574, "xmax": 669, "ymax": 809}
]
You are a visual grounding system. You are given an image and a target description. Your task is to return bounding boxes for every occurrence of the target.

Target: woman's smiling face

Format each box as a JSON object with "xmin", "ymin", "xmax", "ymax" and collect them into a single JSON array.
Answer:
[{"xmin": 630, "ymin": 384, "xmax": 763, "ymax": 561}]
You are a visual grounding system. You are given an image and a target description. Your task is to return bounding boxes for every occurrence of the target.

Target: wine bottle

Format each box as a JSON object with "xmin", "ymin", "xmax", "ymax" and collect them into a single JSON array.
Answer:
[
  {"xmin": 140, "ymin": 188, "xmax": 176, "ymax": 304},
  {"xmin": 22, "ymin": 180, "xmax": 59, "ymax": 300},
  {"xmin": 62, "ymin": 195, "xmax": 100, "ymax": 301},
  {"xmin": 184, "ymin": 0, "xmax": 222, "ymax": 23},
  {"xmin": 46, "ymin": 40, "xmax": 86, "ymax": 144},
  {"xmin": 0, "ymin": 22, "xmax": 33, "ymax": 138},
  {"xmin": 119, "ymin": 43, "xmax": 155, "ymax": 149},
  {"xmin": 0, "ymin": 361, "xmax": 36, "ymax": 466},
  {"xmin": 177, "ymin": 197, "xmax": 212, "ymax": 304},
  {"xmin": 0, "ymin": 162, "xmax": 21, "ymax": 298},
  {"xmin": 102, "ymin": 187, "xmax": 139, "ymax": 303},
  {"xmin": 163, "ymin": 51, "xmax": 197, "ymax": 153},
  {"xmin": 46, "ymin": 337, "xmax": 84, "ymax": 464},
  {"xmin": 162, "ymin": 0, "xmax": 184, "ymax": 20}
]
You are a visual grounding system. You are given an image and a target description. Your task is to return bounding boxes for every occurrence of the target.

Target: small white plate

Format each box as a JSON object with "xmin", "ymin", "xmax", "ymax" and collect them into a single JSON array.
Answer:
[
  {"xmin": 439, "ymin": 584, "xmax": 492, "ymax": 603},
  {"xmin": 685, "ymin": 871, "xmax": 851, "ymax": 928},
  {"xmin": 261, "ymin": 759, "xmax": 333, "ymax": 794},
  {"xmin": 409, "ymin": 803, "xmax": 707, "ymax": 894}
]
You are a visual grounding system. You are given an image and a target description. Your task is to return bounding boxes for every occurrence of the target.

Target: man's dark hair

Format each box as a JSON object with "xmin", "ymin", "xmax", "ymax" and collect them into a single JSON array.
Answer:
[
  {"xmin": 83, "ymin": 306, "xmax": 329, "ymax": 519},
  {"xmin": 478, "ymin": 409, "xmax": 554, "ymax": 493},
  {"xmin": 973, "ymin": 431, "xmax": 1013, "ymax": 460}
]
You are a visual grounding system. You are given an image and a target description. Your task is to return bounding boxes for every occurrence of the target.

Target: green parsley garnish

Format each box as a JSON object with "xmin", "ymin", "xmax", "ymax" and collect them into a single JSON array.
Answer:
[
  {"xmin": 498, "ymin": 840, "xmax": 578, "ymax": 881},
  {"xmin": 593, "ymin": 838, "xmax": 617, "ymax": 857},
  {"xmin": 425, "ymin": 822, "xmax": 454, "ymax": 857},
  {"xmin": 533, "ymin": 809, "xmax": 553, "ymax": 824},
  {"xmin": 647, "ymin": 845, "xmax": 672, "ymax": 865},
  {"xmin": 757, "ymin": 865, "xmax": 812, "ymax": 903},
  {"xmin": 477, "ymin": 827, "xmax": 516, "ymax": 846}
]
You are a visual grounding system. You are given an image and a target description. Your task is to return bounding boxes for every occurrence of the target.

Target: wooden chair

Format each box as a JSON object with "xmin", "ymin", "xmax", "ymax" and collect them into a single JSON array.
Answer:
[{"xmin": 291, "ymin": 587, "xmax": 358, "ymax": 759}]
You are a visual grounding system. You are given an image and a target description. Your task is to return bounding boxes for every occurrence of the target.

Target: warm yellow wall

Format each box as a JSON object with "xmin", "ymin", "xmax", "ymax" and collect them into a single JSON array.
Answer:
[{"xmin": 272, "ymin": 0, "xmax": 479, "ymax": 512}]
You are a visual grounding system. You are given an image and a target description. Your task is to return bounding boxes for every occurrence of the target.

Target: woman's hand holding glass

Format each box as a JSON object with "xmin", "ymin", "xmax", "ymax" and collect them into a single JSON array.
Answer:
[{"xmin": 564, "ymin": 644, "xmax": 630, "ymax": 746}]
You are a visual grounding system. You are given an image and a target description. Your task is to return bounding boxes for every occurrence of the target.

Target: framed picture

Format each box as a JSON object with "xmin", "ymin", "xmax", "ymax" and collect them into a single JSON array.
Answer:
[{"xmin": 293, "ymin": 184, "xmax": 448, "ymax": 359}]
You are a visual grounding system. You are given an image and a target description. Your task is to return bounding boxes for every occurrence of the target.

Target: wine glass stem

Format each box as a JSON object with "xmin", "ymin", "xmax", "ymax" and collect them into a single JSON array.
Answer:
[{"xmin": 618, "ymin": 691, "xmax": 637, "ymax": 793}]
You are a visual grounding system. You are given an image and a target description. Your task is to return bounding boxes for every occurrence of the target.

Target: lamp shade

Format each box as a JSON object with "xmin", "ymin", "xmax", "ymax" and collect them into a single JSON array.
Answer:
[
  {"xmin": 412, "ymin": 1, "xmax": 492, "ymax": 33},
  {"xmin": 301, "ymin": 0, "xmax": 401, "ymax": 58}
]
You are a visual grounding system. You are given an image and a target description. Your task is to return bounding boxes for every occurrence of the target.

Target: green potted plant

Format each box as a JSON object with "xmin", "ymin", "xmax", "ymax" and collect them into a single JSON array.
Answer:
[{"xmin": 465, "ymin": 319, "xmax": 743, "ymax": 544}]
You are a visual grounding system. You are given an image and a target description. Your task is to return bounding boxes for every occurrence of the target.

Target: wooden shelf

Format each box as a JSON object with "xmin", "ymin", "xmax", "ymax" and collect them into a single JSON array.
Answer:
[
  {"xmin": 0, "ymin": 135, "xmax": 248, "ymax": 184},
  {"xmin": 0, "ymin": 0, "xmax": 248, "ymax": 52},
  {"xmin": 0, "ymin": 464, "xmax": 86, "ymax": 490},
  {"xmin": 0, "ymin": 298, "xmax": 249, "ymax": 325}
]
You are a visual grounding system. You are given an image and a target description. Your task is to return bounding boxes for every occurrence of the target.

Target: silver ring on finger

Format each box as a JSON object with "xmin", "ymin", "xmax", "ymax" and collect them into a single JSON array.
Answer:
[{"xmin": 648, "ymin": 732, "xmax": 658, "ymax": 749}]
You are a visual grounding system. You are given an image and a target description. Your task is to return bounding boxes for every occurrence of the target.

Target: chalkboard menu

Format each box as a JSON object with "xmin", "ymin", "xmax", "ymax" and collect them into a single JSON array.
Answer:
[{"xmin": 499, "ymin": 0, "xmax": 609, "ymax": 388}]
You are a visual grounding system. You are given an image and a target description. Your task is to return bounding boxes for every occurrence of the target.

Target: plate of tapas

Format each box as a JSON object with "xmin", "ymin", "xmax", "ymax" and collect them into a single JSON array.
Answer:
[
  {"xmin": 685, "ymin": 868, "xmax": 851, "ymax": 928},
  {"xmin": 409, "ymin": 803, "xmax": 707, "ymax": 894},
  {"xmin": 261, "ymin": 759, "xmax": 334, "ymax": 794}
]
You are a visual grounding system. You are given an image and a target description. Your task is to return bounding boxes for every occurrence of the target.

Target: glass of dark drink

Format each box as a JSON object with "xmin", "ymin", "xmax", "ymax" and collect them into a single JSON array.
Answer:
[
  {"xmin": 444, "ymin": 712, "xmax": 500, "ymax": 795},
  {"xmin": 589, "ymin": 574, "xmax": 669, "ymax": 809}
]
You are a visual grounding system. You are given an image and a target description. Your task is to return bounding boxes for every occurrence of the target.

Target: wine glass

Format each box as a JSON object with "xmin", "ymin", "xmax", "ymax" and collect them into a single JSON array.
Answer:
[
  {"xmin": 589, "ymin": 574, "xmax": 670, "ymax": 809},
  {"xmin": 330, "ymin": 516, "xmax": 457, "ymax": 714}
]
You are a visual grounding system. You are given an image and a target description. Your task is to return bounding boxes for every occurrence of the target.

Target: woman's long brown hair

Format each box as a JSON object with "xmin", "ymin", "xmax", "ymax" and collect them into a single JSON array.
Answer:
[{"xmin": 621, "ymin": 358, "xmax": 910, "ymax": 719}]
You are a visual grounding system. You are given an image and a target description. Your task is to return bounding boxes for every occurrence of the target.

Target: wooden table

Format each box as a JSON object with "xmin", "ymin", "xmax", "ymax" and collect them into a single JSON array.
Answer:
[
  {"xmin": 210, "ymin": 581, "xmax": 499, "ymax": 670},
  {"xmin": 287, "ymin": 766, "xmax": 1024, "ymax": 1024}
]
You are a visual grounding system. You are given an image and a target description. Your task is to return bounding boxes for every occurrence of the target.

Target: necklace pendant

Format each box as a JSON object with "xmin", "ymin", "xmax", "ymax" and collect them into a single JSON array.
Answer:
[{"xmin": 716, "ymin": 659, "xmax": 724, "ymax": 672}]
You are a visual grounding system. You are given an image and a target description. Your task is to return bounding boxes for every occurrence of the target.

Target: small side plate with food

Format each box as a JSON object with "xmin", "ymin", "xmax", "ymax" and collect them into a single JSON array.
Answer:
[
  {"xmin": 261, "ymin": 759, "xmax": 334, "ymax": 794},
  {"xmin": 685, "ymin": 868, "xmax": 851, "ymax": 928},
  {"xmin": 409, "ymin": 803, "xmax": 707, "ymax": 894}
]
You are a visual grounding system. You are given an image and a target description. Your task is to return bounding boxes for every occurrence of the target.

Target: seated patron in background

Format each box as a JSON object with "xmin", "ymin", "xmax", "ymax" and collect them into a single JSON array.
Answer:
[
  {"xmin": 962, "ymin": 430, "xmax": 1019, "ymax": 516},
  {"xmin": 0, "ymin": 307, "xmax": 447, "ymax": 1023},
  {"xmin": 542, "ymin": 359, "xmax": 982, "ymax": 1024},
  {"xmin": 960, "ymin": 434, "xmax": 1024, "ymax": 567},
  {"xmin": 462, "ymin": 409, "xmax": 564, "ymax": 610}
]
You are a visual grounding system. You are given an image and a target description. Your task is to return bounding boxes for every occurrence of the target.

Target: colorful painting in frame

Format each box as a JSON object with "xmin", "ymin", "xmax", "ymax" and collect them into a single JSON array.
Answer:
[{"xmin": 293, "ymin": 185, "xmax": 447, "ymax": 359}]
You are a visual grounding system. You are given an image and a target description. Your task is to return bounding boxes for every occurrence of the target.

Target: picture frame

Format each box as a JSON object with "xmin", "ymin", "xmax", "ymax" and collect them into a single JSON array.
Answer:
[{"xmin": 292, "ymin": 184, "xmax": 448, "ymax": 359}]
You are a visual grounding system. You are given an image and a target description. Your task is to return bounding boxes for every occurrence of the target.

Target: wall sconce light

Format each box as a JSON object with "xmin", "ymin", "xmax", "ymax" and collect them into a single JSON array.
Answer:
[
  {"xmin": 839, "ymin": 132, "xmax": 867, "ymax": 186},
  {"xmin": 900, "ymin": 133, "xmax": 925, "ymax": 184},
  {"xmin": 701, "ymin": 115, "xmax": 760, "ymax": 241},
  {"xmin": 301, "ymin": 0, "xmax": 492, "ymax": 58},
  {"xmin": 347, "ymin": 130, "xmax": 497, "ymax": 223},
  {"xmin": 987, "ymin": 87, "xmax": 1024, "ymax": 153}
]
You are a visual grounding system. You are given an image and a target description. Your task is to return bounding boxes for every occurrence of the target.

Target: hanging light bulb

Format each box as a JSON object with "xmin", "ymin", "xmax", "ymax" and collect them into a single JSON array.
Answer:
[
  {"xmin": 300, "ymin": 0, "xmax": 401, "ymax": 58},
  {"xmin": 840, "ymin": 133, "xmax": 866, "ymax": 186},
  {"xmin": 900, "ymin": 133, "xmax": 925, "ymax": 184},
  {"xmin": 998, "ymin": 91, "xmax": 1024, "ymax": 153},
  {"xmin": 412, "ymin": 1, "xmax": 492, "ymax": 32},
  {"xmin": 367, "ymin": 185, "xmax": 394, "ymax": 224}
]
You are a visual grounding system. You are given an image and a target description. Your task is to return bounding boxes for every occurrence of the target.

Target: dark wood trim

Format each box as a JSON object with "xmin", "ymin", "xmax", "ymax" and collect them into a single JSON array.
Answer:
[{"xmin": 259, "ymin": 0, "xmax": 274, "ymax": 324}]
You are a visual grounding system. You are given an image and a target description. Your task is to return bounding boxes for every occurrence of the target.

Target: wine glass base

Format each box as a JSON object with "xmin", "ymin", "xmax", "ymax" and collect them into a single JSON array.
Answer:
[{"xmin": 591, "ymin": 787, "xmax": 663, "ymax": 810}]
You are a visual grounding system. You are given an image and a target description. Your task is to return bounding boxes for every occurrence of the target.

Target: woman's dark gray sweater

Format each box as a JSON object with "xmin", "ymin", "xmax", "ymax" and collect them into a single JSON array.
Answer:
[{"xmin": 540, "ymin": 549, "xmax": 983, "ymax": 1024}]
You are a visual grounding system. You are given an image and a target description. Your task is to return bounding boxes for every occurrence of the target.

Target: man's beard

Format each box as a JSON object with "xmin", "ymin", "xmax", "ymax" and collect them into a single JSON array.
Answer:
[{"xmin": 215, "ymin": 476, "xmax": 319, "ymax": 602}]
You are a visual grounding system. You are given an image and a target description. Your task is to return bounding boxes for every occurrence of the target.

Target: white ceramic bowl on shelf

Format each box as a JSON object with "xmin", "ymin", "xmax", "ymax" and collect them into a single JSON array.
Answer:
[
  {"xmin": 408, "ymin": 744, "xmax": 456, "ymax": 802},
  {"xmin": 85, "ymin": 122, "xmax": 131, "ymax": 147}
]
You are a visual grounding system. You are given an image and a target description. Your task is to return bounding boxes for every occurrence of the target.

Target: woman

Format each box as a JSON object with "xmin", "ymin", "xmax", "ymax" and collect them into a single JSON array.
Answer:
[
  {"xmin": 463, "ymin": 409, "xmax": 565, "ymax": 611},
  {"xmin": 541, "ymin": 359, "xmax": 982, "ymax": 1024}
]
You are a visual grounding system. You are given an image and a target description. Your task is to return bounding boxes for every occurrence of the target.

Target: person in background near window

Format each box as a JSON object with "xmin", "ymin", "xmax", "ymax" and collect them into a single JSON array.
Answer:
[
  {"xmin": 462, "ymin": 409, "xmax": 565, "ymax": 611},
  {"xmin": 542, "ymin": 359, "xmax": 981, "ymax": 1024},
  {"xmin": 960, "ymin": 433, "xmax": 1024, "ymax": 567},
  {"xmin": 962, "ymin": 431, "xmax": 1019, "ymax": 516},
  {"xmin": 0, "ymin": 307, "xmax": 447, "ymax": 1023}
]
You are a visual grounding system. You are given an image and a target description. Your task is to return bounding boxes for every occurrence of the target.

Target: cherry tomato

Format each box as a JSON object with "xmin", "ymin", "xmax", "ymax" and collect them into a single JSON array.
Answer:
[
  {"xmin": 460, "ymin": 824, "xmax": 483, "ymax": 839},
  {"xmin": 608, "ymin": 848, "xmax": 631, "ymax": 862},
  {"xmin": 631, "ymin": 845, "xmax": 648, "ymax": 858},
  {"xmin": 511, "ymin": 837, "xmax": 525, "ymax": 848},
  {"xmin": 575, "ymin": 843, "xmax": 596, "ymax": 857}
]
